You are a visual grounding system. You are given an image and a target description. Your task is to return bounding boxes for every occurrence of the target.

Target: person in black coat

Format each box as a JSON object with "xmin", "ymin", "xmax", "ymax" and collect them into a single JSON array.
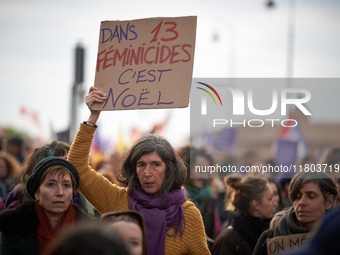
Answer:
[
  {"xmin": 211, "ymin": 175, "xmax": 276, "ymax": 255},
  {"xmin": 253, "ymin": 172, "xmax": 338, "ymax": 255},
  {"xmin": 0, "ymin": 157, "xmax": 91, "ymax": 255},
  {"xmin": 284, "ymin": 208, "xmax": 340, "ymax": 255}
]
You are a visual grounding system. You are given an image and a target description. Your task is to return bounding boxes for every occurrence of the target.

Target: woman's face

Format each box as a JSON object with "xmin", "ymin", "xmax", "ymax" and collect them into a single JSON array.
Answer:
[
  {"xmin": 293, "ymin": 181, "xmax": 333, "ymax": 227},
  {"xmin": 136, "ymin": 151, "xmax": 166, "ymax": 198},
  {"xmin": 35, "ymin": 171, "xmax": 73, "ymax": 218},
  {"xmin": 269, "ymin": 182, "xmax": 280, "ymax": 211},
  {"xmin": 109, "ymin": 221, "xmax": 143, "ymax": 255},
  {"xmin": 190, "ymin": 156, "xmax": 210, "ymax": 189},
  {"xmin": 256, "ymin": 183, "xmax": 275, "ymax": 220}
]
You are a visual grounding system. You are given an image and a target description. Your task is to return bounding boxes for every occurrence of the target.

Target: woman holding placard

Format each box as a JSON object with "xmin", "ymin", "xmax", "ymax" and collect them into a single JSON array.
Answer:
[{"xmin": 67, "ymin": 86, "xmax": 210, "ymax": 255}]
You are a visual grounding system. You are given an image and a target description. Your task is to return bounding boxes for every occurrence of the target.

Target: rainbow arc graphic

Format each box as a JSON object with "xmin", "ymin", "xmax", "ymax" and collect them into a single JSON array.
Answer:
[{"xmin": 196, "ymin": 82, "xmax": 223, "ymax": 106}]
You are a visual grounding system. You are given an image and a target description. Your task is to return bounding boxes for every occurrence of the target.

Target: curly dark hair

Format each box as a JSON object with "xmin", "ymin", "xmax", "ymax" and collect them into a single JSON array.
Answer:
[
  {"xmin": 117, "ymin": 134, "xmax": 186, "ymax": 196},
  {"xmin": 17, "ymin": 140, "xmax": 70, "ymax": 184}
]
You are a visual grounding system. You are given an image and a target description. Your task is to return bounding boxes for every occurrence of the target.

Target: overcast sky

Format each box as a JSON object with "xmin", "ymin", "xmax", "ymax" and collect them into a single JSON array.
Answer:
[{"xmin": 1, "ymin": 0, "xmax": 339, "ymax": 148}]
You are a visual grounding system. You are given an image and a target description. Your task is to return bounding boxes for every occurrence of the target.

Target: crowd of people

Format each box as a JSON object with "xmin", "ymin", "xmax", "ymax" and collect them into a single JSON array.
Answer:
[{"xmin": 0, "ymin": 86, "xmax": 340, "ymax": 255}]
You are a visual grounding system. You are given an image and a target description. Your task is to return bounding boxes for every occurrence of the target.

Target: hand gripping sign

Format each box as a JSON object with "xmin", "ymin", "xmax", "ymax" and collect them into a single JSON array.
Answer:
[{"xmin": 92, "ymin": 16, "xmax": 197, "ymax": 111}]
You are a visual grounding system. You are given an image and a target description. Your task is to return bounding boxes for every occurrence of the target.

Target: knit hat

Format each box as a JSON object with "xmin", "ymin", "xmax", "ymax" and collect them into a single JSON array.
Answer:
[{"xmin": 26, "ymin": 156, "xmax": 79, "ymax": 199}]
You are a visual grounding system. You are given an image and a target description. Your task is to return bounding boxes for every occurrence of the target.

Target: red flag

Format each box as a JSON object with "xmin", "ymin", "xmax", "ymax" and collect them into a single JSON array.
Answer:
[{"xmin": 20, "ymin": 106, "xmax": 39, "ymax": 124}]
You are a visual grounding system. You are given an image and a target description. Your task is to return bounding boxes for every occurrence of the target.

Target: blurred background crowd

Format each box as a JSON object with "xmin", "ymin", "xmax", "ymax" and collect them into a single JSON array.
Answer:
[{"xmin": 1, "ymin": 0, "xmax": 340, "ymax": 254}]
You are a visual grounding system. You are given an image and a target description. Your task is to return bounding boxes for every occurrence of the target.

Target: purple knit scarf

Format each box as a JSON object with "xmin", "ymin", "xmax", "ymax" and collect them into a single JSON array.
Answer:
[{"xmin": 128, "ymin": 185, "xmax": 187, "ymax": 255}]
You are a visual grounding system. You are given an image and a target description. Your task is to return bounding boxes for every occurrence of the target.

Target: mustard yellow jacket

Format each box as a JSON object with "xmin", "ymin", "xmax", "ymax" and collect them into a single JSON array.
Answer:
[{"xmin": 68, "ymin": 123, "xmax": 211, "ymax": 255}]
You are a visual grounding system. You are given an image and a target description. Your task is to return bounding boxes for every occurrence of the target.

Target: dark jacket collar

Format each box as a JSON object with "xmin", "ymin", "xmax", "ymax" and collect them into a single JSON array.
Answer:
[
  {"xmin": 0, "ymin": 201, "xmax": 89, "ymax": 235},
  {"xmin": 233, "ymin": 213, "xmax": 270, "ymax": 249}
]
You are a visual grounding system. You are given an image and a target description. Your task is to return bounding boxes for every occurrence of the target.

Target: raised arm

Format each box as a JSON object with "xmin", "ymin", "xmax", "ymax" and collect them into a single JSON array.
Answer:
[{"xmin": 67, "ymin": 86, "xmax": 129, "ymax": 213}]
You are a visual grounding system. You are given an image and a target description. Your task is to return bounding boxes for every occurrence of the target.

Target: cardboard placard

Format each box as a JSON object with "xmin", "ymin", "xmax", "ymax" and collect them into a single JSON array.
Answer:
[
  {"xmin": 92, "ymin": 16, "xmax": 197, "ymax": 111},
  {"xmin": 267, "ymin": 233, "xmax": 311, "ymax": 255}
]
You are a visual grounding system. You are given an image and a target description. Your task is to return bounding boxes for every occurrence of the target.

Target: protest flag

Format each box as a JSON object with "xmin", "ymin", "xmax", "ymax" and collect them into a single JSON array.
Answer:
[{"xmin": 272, "ymin": 112, "xmax": 309, "ymax": 178}]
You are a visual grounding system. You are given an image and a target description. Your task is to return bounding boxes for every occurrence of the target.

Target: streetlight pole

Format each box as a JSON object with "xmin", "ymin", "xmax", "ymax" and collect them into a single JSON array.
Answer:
[
  {"xmin": 286, "ymin": 0, "xmax": 295, "ymax": 80},
  {"xmin": 266, "ymin": 0, "xmax": 296, "ymax": 115},
  {"xmin": 69, "ymin": 44, "xmax": 85, "ymax": 143},
  {"xmin": 266, "ymin": 0, "xmax": 296, "ymax": 82}
]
